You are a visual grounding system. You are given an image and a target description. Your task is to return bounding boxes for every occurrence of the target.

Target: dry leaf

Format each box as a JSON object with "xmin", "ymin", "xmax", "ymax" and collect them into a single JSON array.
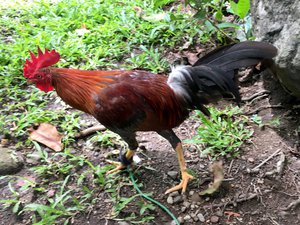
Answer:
[
  {"xmin": 183, "ymin": 51, "xmax": 199, "ymax": 65},
  {"xmin": 199, "ymin": 161, "xmax": 224, "ymax": 195},
  {"xmin": 30, "ymin": 123, "xmax": 63, "ymax": 152}
]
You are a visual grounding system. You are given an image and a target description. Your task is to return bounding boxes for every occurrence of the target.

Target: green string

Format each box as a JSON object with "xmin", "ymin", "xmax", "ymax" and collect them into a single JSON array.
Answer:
[{"xmin": 127, "ymin": 168, "xmax": 180, "ymax": 225}]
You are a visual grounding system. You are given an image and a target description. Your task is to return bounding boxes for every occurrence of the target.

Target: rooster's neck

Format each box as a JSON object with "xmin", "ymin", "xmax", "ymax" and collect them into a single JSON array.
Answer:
[{"xmin": 50, "ymin": 68, "xmax": 125, "ymax": 115}]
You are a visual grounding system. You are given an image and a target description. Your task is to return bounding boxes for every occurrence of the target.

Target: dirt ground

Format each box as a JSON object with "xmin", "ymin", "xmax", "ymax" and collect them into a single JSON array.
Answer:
[{"xmin": 1, "ymin": 68, "xmax": 300, "ymax": 225}]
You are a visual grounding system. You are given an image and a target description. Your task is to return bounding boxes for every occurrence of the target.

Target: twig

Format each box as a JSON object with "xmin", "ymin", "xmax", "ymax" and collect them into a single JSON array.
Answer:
[
  {"xmin": 245, "ymin": 104, "xmax": 284, "ymax": 115},
  {"xmin": 249, "ymin": 149, "xmax": 281, "ymax": 173},
  {"xmin": 227, "ymin": 159, "xmax": 234, "ymax": 174},
  {"xmin": 264, "ymin": 152, "xmax": 286, "ymax": 178},
  {"xmin": 281, "ymin": 198, "xmax": 300, "ymax": 211},
  {"xmin": 204, "ymin": 190, "xmax": 272, "ymax": 209},
  {"xmin": 242, "ymin": 90, "xmax": 270, "ymax": 102},
  {"xmin": 76, "ymin": 125, "xmax": 106, "ymax": 138}
]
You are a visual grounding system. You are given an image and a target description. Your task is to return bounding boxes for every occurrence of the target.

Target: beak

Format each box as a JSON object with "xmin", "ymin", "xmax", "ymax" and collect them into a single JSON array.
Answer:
[{"xmin": 27, "ymin": 80, "xmax": 33, "ymax": 84}]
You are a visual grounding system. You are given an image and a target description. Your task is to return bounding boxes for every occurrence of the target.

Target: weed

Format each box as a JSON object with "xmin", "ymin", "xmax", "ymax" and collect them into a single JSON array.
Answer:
[{"xmin": 187, "ymin": 106, "xmax": 253, "ymax": 158}]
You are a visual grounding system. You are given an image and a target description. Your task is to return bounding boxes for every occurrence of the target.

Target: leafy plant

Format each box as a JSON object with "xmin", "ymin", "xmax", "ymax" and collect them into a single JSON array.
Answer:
[
  {"xmin": 187, "ymin": 106, "xmax": 253, "ymax": 158},
  {"xmin": 186, "ymin": 0, "xmax": 252, "ymax": 42}
]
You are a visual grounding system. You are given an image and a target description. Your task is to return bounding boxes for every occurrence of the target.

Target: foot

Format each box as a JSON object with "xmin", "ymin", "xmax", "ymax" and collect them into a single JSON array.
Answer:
[
  {"xmin": 165, "ymin": 171, "xmax": 194, "ymax": 194},
  {"xmin": 106, "ymin": 160, "xmax": 126, "ymax": 174}
]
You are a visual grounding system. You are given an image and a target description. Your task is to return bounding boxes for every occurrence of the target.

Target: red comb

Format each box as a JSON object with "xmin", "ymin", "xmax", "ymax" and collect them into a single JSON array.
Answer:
[{"xmin": 23, "ymin": 47, "xmax": 60, "ymax": 78}]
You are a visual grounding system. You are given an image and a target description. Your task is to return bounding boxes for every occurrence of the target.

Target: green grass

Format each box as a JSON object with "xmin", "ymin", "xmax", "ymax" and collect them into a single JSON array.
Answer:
[
  {"xmin": 0, "ymin": 0, "xmax": 201, "ymax": 141},
  {"xmin": 187, "ymin": 106, "xmax": 254, "ymax": 158},
  {"xmin": 0, "ymin": 0, "xmax": 253, "ymax": 224}
]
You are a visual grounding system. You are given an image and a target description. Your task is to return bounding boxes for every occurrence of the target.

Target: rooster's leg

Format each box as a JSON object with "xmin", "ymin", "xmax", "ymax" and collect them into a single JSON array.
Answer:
[
  {"xmin": 106, "ymin": 149, "xmax": 135, "ymax": 174},
  {"xmin": 158, "ymin": 130, "xmax": 194, "ymax": 194},
  {"xmin": 165, "ymin": 143, "xmax": 194, "ymax": 194}
]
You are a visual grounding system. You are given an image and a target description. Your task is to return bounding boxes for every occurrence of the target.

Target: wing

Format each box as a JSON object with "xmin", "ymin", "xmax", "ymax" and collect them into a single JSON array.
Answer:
[{"xmin": 92, "ymin": 71, "xmax": 188, "ymax": 133}]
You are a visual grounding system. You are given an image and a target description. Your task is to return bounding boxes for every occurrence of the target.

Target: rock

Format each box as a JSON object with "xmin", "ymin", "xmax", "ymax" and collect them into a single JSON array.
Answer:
[
  {"xmin": 173, "ymin": 195, "xmax": 183, "ymax": 204},
  {"xmin": 191, "ymin": 192, "xmax": 201, "ymax": 202},
  {"xmin": 169, "ymin": 191, "xmax": 180, "ymax": 197},
  {"xmin": 178, "ymin": 216, "xmax": 184, "ymax": 224},
  {"xmin": 247, "ymin": 157, "xmax": 255, "ymax": 163},
  {"xmin": 183, "ymin": 215, "xmax": 191, "ymax": 221},
  {"xmin": 216, "ymin": 210, "xmax": 223, "ymax": 217},
  {"xmin": 0, "ymin": 147, "xmax": 24, "ymax": 175},
  {"xmin": 197, "ymin": 213, "xmax": 205, "ymax": 222},
  {"xmin": 167, "ymin": 196, "xmax": 174, "ymax": 204},
  {"xmin": 252, "ymin": 0, "xmax": 300, "ymax": 98},
  {"xmin": 210, "ymin": 215, "xmax": 219, "ymax": 223},
  {"xmin": 167, "ymin": 171, "xmax": 178, "ymax": 180},
  {"xmin": 183, "ymin": 201, "xmax": 191, "ymax": 208}
]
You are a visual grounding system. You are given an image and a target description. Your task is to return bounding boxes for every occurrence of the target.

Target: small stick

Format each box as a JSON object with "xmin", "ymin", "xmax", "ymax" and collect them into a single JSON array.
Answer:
[
  {"xmin": 245, "ymin": 104, "xmax": 283, "ymax": 115},
  {"xmin": 281, "ymin": 198, "xmax": 300, "ymax": 211},
  {"xmin": 242, "ymin": 90, "xmax": 270, "ymax": 102},
  {"xmin": 250, "ymin": 148, "xmax": 281, "ymax": 173},
  {"xmin": 227, "ymin": 159, "xmax": 234, "ymax": 174},
  {"xmin": 76, "ymin": 125, "xmax": 106, "ymax": 138},
  {"xmin": 205, "ymin": 190, "xmax": 272, "ymax": 209}
]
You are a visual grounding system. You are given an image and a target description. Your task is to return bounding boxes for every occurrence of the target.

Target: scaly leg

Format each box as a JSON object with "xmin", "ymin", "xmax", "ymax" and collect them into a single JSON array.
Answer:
[
  {"xmin": 165, "ymin": 143, "xmax": 194, "ymax": 194},
  {"xmin": 106, "ymin": 149, "xmax": 135, "ymax": 174}
]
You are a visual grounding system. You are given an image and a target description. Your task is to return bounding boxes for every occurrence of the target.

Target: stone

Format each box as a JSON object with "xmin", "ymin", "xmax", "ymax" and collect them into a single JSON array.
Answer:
[
  {"xmin": 197, "ymin": 213, "xmax": 205, "ymax": 222},
  {"xmin": 169, "ymin": 191, "xmax": 180, "ymax": 197},
  {"xmin": 0, "ymin": 147, "xmax": 24, "ymax": 175},
  {"xmin": 183, "ymin": 215, "xmax": 191, "ymax": 221},
  {"xmin": 210, "ymin": 215, "xmax": 219, "ymax": 223},
  {"xmin": 178, "ymin": 216, "xmax": 184, "ymax": 224},
  {"xmin": 191, "ymin": 192, "xmax": 201, "ymax": 202},
  {"xmin": 167, "ymin": 196, "xmax": 174, "ymax": 204},
  {"xmin": 167, "ymin": 171, "xmax": 178, "ymax": 180},
  {"xmin": 252, "ymin": 0, "xmax": 300, "ymax": 98},
  {"xmin": 183, "ymin": 201, "xmax": 191, "ymax": 208},
  {"xmin": 173, "ymin": 195, "xmax": 183, "ymax": 204}
]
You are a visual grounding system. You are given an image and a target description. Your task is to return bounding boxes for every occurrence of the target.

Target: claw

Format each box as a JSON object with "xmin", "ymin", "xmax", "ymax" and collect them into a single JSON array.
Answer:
[
  {"xmin": 165, "ymin": 171, "xmax": 194, "ymax": 194},
  {"xmin": 106, "ymin": 160, "xmax": 126, "ymax": 174}
]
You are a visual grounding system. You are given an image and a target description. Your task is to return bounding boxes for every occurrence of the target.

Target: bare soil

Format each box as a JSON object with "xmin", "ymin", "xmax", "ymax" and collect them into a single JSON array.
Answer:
[{"xmin": 1, "ymin": 69, "xmax": 300, "ymax": 225}]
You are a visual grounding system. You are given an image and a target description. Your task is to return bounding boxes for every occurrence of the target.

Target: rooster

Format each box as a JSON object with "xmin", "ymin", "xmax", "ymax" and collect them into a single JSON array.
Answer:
[{"xmin": 23, "ymin": 41, "xmax": 277, "ymax": 194}]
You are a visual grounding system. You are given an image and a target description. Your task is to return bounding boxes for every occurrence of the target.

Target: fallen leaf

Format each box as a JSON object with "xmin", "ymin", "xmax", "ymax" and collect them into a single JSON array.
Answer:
[
  {"xmin": 199, "ymin": 161, "xmax": 224, "ymax": 195},
  {"xmin": 30, "ymin": 123, "xmax": 63, "ymax": 152},
  {"xmin": 183, "ymin": 51, "xmax": 199, "ymax": 65}
]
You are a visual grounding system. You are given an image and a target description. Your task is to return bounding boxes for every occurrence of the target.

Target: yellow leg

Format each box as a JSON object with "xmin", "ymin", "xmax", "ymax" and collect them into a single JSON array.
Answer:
[
  {"xmin": 165, "ymin": 143, "xmax": 194, "ymax": 194},
  {"xmin": 106, "ymin": 149, "xmax": 135, "ymax": 174}
]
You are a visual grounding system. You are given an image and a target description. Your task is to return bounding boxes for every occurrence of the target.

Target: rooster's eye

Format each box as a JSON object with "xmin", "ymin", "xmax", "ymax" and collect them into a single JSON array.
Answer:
[{"xmin": 36, "ymin": 74, "xmax": 42, "ymax": 79}]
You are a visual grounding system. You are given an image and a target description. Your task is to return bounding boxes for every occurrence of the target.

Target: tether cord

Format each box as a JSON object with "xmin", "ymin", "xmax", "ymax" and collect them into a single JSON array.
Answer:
[{"xmin": 127, "ymin": 168, "xmax": 180, "ymax": 225}]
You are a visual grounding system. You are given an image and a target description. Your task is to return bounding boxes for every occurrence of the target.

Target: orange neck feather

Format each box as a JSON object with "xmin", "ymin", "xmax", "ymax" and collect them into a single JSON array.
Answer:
[{"xmin": 50, "ymin": 68, "xmax": 125, "ymax": 114}]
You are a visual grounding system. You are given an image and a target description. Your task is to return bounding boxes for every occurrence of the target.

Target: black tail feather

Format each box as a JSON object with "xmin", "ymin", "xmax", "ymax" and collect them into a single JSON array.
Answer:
[
  {"xmin": 193, "ymin": 41, "xmax": 277, "ymax": 70},
  {"xmin": 168, "ymin": 41, "xmax": 277, "ymax": 116}
]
